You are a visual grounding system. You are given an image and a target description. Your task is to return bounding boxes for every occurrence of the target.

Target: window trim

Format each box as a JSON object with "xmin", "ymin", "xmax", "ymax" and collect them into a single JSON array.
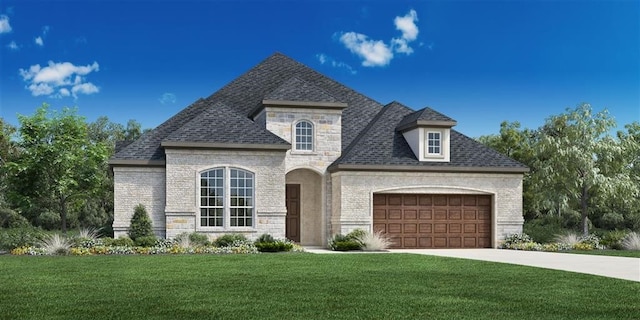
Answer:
[
  {"xmin": 197, "ymin": 167, "xmax": 255, "ymax": 230},
  {"xmin": 425, "ymin": 130, "xmax": 442, "ymax": 156},
  {"xmin": 292, "ymin": 120, "xmax": 314, "ymax": 152}
]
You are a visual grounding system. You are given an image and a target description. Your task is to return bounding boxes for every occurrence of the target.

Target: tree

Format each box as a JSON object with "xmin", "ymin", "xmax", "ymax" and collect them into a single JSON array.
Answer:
[
  {"xmin": 531, "ymin": 104, "xmax": 626, "ymax": 235},
  {"xmin": 0, "ymin": 118, "xmax": 18, "ymax": 207},
  {"xmin": 128, "ymin": 204, "xmax": 153, "ymax": 240},
  {"xmin": 6, "ymin": 104, "xmax": 109, "ymax": 233}
]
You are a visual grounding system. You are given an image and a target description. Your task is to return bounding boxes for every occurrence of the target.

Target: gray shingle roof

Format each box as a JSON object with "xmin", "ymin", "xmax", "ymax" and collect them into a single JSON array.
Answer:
[
  {"xmin": 112, "ymin": 52, "xmax": 382, "ymax": 162},
  {"xmin": 163, "ymin": 102, "xmax": 289, "ymax": 146},
  {"xmin": 329, "ymin": 101, "xmax": 528, "ymax": 171},
  {"xmin": 264, "ymin": 76, "xmax": 341, "ymax": 103},
  {"xmin": 396, "ymin": 107, "xmax": 457, "ymax": 131}
]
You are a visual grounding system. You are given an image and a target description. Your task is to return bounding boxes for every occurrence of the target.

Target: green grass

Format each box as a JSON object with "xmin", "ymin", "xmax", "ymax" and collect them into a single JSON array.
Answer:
[
  {"xmin": 562, "ymin": 250, "xmax": 640, "ymax": 258},
  {"xmin": 0, "ymin": 254, "xmax": 638, "ymax": 320}
]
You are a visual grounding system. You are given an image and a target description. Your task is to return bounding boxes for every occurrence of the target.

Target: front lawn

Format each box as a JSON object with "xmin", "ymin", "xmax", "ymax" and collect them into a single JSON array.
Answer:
[{"xmin": 0, "ymin": 254, "xmax": 638, "ymax": 319}]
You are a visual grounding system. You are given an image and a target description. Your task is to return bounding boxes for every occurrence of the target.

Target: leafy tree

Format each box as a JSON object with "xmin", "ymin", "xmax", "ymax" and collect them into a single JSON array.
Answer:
[
  {"xmin": 128, "ymin": 204, "xmax": 153, "ymax": 240},
  {"xmin": 5, "ymin": 104, "xmax": 109, "ymax": 233},
  {"xmin": 0, "ymin": 118, "xmax": 18, "ymax": 207},
  {"xmin": 530, "ymin": 104, "xmax": 632, "ymax": 235}
]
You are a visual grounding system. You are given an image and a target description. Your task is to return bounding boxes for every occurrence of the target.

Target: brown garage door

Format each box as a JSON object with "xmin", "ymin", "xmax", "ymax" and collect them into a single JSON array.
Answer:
[{"xmin": 373, "ymin": 194, "xmax": 491, "ymax": 248}]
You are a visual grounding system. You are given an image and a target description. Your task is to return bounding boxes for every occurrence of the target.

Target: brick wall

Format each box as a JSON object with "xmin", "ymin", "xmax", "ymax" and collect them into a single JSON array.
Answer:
[{"xmin": 330, "ymin": 171, "xmax": 525, "ymax": 248}]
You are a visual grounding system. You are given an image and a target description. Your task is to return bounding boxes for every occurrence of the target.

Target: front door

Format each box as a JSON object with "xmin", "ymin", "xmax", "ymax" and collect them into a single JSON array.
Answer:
[{"xmin": 285, "ymin": 184, "xmax": 300, "ymax": 242}]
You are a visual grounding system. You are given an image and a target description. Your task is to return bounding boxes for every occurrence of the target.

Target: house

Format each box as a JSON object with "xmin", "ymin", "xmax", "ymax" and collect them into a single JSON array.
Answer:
[{"xmin": 110, "ymin": 53, "xmax": 528, "ymax": 248}]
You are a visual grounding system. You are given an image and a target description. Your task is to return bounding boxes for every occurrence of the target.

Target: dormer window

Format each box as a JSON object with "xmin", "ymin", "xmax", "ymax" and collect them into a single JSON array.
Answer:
[
  {"xmin": 426, "ymin": 131, "xmax": 442, "ymax": 155},
  {"xmin": 294, "ymin": 120, "xmax": 314, "ymax": 151}
]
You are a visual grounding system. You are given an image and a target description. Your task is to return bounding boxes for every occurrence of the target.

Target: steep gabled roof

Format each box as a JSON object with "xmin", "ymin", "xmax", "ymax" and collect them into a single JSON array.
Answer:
[
  {"xmin": 162, "ymin": 102, "xmax": 289, "ymax": 149},
  {"xmin": 264, "ymin": 76, "xmax": 341, "ymax": 103},
  {"xmin": 111, "ymin": 53, "xmax": 383, "ymax": 163},
  {"xmin": 329, "ymin": 101, "xmax": 528, "ymax": 172},
  {"xmin": 396, "ymin": 107, "xmax": 457, "ymax": 132}
]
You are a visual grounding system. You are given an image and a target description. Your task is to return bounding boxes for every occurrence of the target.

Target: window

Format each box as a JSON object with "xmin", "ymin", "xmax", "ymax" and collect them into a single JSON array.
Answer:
[
  {"xmin": 199, "ymin": 168, "xmax": 254, "ymax": 228},
  {"xmin": 294, "ymin": 120, "xmax": 313, "ymax": 151},
  {"xmin": 426, "ymin": 131, "xmax": 441, "ymax": 155}
]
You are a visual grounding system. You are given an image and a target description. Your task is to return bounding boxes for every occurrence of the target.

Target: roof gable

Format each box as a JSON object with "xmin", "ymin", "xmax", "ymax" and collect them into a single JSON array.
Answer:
[{"xmin": 396, "ymin": 107, "xmax": 457, "ymax": 132}]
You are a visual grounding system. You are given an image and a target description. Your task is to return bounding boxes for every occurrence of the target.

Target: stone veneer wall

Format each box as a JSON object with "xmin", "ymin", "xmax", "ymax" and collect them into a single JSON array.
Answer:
[
  {"xmin": 113, "ymin": 167, "xmax": 167, "ymax": 238},
  {"xmin": 163, "ymin": 148, "xmax": 287, "ymax": 240},
  {"xmin": 331, "ymin": 171, "xmax": 525, "ymax": 248}
]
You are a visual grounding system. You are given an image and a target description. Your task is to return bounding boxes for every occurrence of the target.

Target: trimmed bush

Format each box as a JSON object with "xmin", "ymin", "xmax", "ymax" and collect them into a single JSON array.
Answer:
[
  {"xmin": 0, "ymin": 226, "xmax": 46, "ymax": 250},
  {"xmin": 329, "ymin": 234, "xmax": 362, "ymax": 251},
  {"xmin": 128, "ymin": 204, "xmax": 154, "ymax": 240},
  {"xmin": 112, "ymin": 236, "xmax": 134, "ymax": 247},
  {"xmin": 598, "ymin": 230, "xmax": 628, "ymax": 250},
  {"xmin": 134, "ymin": 235, "xmax": 158, "ymax": 247},
  {"xmin": 214, "ymin": 234, "xmax": 247, "ymax": 247},
  {"xmin": 254, "ymin": 233, "xmax": 294, "ymax": 252},
  {"xmin": 0, "ymin": 208, "xmax": 30, "ymax": 228}
]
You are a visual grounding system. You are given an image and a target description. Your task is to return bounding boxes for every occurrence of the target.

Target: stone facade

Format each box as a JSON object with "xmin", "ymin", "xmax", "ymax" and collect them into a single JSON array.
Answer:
[
  {"xmin": 330, "ymin": 171, "xmax": 524, "ymax": 248},
  {"xmin": 113, "ymin": 167, "xmax": 166, "ymax": 238},
  {"xmin": 162, "ymin": 148, "xmax": 288, "ymax": 240}
]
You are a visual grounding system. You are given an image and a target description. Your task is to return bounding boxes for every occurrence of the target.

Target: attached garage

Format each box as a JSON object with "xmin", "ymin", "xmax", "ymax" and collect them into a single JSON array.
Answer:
[{"xmin": 373, "ymin": 194, "xmax": 492, "ymax": 248}]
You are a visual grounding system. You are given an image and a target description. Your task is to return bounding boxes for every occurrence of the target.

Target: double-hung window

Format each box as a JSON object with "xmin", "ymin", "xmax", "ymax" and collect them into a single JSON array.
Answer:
[
  {"xmin": 294, "ymin": 120, "xmax": 313, "ymax": 151},
  {"xmin": 426, "ymin": 131, "xmax": 442, "ymax": 155},
  {"xmin": 200, "ymin": 168, "xmax": 254, "ymax": 228}
]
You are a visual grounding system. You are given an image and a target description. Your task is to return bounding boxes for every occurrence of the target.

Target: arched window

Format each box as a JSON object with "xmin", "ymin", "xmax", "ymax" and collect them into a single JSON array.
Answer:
[
  {"xmin": 199, "ymin": 168, "xmax": 254, "ymax": 228},
  {"xmin": 294, "ymin": 120, "xmax": 313, "ymax": 151}
]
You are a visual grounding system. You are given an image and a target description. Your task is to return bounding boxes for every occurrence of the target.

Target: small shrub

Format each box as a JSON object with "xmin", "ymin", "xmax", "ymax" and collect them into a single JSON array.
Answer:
[
  {"xmin": 188, "ymin": 233, "xmax": 210, "ymax": 246},
  {"xmin": 39, "ymin": 234, "xmax": 71, "ymax": 255},
  {"xmin": 329, "ymin": 234, "xmax": 362, "ymax": 251},
  {"xmin": 500, "ymin": 233, "xmax": 533, "ymax": 249},
  {"xmin": 0, "ymin": 208, "xmax": 31, "ymax": 228},
  {"xmin": 573, "ymin": 242, "xmax": 594, "ymax": 251},
  {"xmin": 254, "ymin": 234, "xmax": 294, "ymax": 252},
  {"xmin": 214, "ymin": 234, "xmax": 247, "ymax": 247},
  {"xmin": 128, "ymin": 204, "xmax": 153, "ymax": 241},
  {"xmin": 554, "ymin": 232, "xmax": 581, "ymax": 247},
  {"xmin": 111, "ymin": 236, "xmax": 134, "ymax": 247},
  {"xmin": 579, "ymin": 234, "xmax": 601, "ymax": 248},
  {"xmin": 622, "ymin": 232, "xmax": 640, "ymax": 250},
  {"xmin": 256, "ymin": 233, "xmax": 275, "ymax": 243},
  {"xmin": 100, "ymin": 237, "xmax": 115, "ymax": 246},
  {"xmin": 541, "ymin": 243, "xmax": 560, "ymax": 252},
  {"xmin": 599, "ymin": 230, "xmax": 628, "ymax": 250},
  {"xmin": 36, "ymin": 211, "xmax": 61, "ymax": 230},
  {"xmin": 358, "ymin": 230, "xmax": 391, "ymax": 251},
  {"xmin": 0, "ymin": 226, "xmax": 46, "ymax": 250},
  {"xmin": 523, "ymin": 216, "xmax": 565, "ymax": 243},
  {"xmin": 134, "ymin": 235, "xmax": 158, "ymax": 247},
  {"xmin": 346, "ymin": 229, "xmax": 367, "ymax": 241}
]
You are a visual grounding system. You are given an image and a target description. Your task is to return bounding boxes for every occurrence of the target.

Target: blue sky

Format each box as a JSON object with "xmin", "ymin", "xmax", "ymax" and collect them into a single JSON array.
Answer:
[{"xmin": 1, "ymin": 0, "xmax": 638, "ymax": 137}]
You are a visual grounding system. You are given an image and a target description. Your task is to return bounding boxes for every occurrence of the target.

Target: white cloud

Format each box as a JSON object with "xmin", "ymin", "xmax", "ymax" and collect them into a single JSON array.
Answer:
[
  {"xmin": 19, "ymin": 61, "xmax": 100, "ymax": 98},
  {"xmin": 0, "ymin": 15, "xmax": 11, "ymax": 34},
  {"xmin": 316, "ymin": 53, "xmax": 357, "ymax": 74},
  {"xmin": 339, "ymin": 32, "xmax": 393, "ymax": 67},
  {"xmin": 6, "ymin": 40, "xmax": 18, "ymax": 51},
  {"xmin": 42, "ymin": 25, "xmax": 50, "ymax": 35},
  {"xmin": 337, "ymin": 9, "xmax": 420, "ymax": 66},
  {"xmin": 158, "ymin": 92, "xmax": 177, "ymax": 104},
  {"xmin": 35, "ymin": 36, "xmax": 43, "ymax": 46},
  {"xmin": 394, "ymin": 10, "xmax": 418, "ymax": 41}
]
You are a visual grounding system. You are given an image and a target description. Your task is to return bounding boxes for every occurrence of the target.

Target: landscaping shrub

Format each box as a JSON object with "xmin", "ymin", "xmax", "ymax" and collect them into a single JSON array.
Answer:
[
  {"xmin": 134, "ymin": 235, "xmax": 158, "ymax": 247},
  {"xmin": 128, "ymin": 204, "xmax": 153, "ymax": 241},
  {"xmin": 0, "ymin": 226, "xmax": 46, "ymax": 250},
  {"xmin": 111, "ymin": 236, "xmax": 134, "ymax": 247},
  {"xmin": 254, "ymin": 233, "xmax": 293, "ymax": 252},
  {"xmin": 36, "ymin": 210, "xmax": 61, "ymax": 230},
  {"xmin": 358, "ymin": 230, "xmax": 391, "ymax": 251},
  {"xmin": 214, "ymin": 234, "xmax": 247, "ymax": 247},
  {"xmin": 500, "ymin": 233, "xmax": 533, "ymax": 249},
  {"xmin": 598, "ymin": 230, "xmax": 628, "ymax": 250},
  {"xmin": 554, "ymin": 232, "xmax": 581, "ymax": 247},
  {"xmin": 0, "ymin": 208, "xmax": 30, "ymax": 228},
  {"xmin": 622, "ymin": 232, "xmax": 640, "ymax": 250},
  {"xmin": 329, "ymin": 233, "xmax": 362, "ymax": 251},
  {"xmin": 39, "ymin": 234, "xmax": 71, "ymax": 255},
  {"xmin": 523, "ymin": 216, "xmax": 566, "ymax": 243},
  {"xmin": 188, "ymin": 232, "xmax": 210, "ymax": 246}
]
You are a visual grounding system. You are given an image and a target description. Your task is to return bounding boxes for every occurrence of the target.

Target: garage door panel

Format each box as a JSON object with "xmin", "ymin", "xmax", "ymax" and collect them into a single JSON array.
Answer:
[
  {"xmin": 373, "ymin": 194, "xmax": 492, "ymax": 249},
  {"xmin": 403, "ymin": 223, "xmax": 417, "ymax": 233},
  {"xmin": 404, "ymin": 210, "xmax": 417, "ymax": 220},
  {"xmin": 389, "ymin": 209, "xmax": 402, "ymax": 220}
]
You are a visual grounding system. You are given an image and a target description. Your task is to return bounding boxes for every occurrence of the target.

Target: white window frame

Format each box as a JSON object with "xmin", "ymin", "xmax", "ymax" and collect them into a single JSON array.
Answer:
[
  {"xmin": 198, "ymin": 167, "xmax": 255, "ymax": 230},
  {"xmin": 293, "ymin": 120, "xmax": 314, "ymax": 152},
  {"xmin": 425, "ymin": 130, "xmax": 442, "ymax": 156}
]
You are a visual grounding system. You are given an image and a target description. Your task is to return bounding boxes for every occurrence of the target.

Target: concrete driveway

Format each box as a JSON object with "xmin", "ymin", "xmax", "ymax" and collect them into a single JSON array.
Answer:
[{"xmin": 306, "ymin": 247, "xmax": 640, "ymax": 282}]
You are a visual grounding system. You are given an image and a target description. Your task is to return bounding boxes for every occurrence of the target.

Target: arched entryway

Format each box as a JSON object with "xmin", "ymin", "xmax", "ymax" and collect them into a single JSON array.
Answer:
[{"xmin": 285, "ymin": 168, "xmax": 323, "ymax": 246}]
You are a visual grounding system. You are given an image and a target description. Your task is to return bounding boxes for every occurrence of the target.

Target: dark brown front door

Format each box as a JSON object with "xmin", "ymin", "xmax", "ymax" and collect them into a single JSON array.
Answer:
[
  {"xmin": 373, "ymin": 194, "xmax": 492, "ymax": 248},
  {"xmin": 285, "ymin": 184, "xmax": 300, "ymax": 242}
]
